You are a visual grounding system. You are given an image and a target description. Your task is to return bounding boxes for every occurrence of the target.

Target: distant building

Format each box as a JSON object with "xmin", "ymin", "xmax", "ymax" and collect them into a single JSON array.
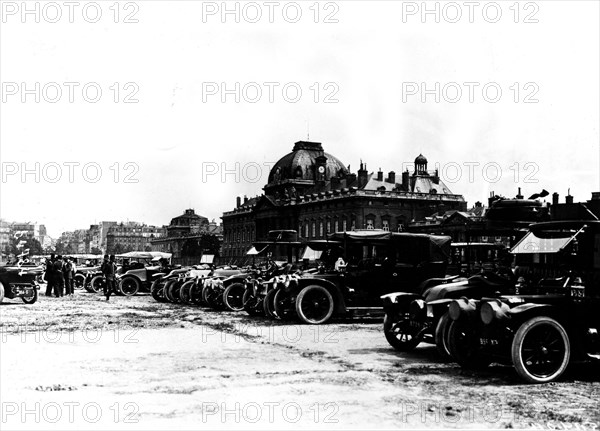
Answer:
[
  {"xmin": 151, "ymin": 209, "xmax": 223, "ymax": 265},
  {"xmin": 222, "ymin": 141, "xmax": 467, "ymax": 264},
  {"xmin": 106, "ymin": 222, "xmax": 167, "ymax": 254}
]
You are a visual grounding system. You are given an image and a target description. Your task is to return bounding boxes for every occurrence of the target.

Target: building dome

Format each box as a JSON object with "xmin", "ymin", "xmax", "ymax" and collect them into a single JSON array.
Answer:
[
  {"xmin": 267, "ymin": 141, "xmax": 348, "ymax": 184},
  {"xmin": 415, "ymin": 153, "xmax": 428, "ymax": 165}
]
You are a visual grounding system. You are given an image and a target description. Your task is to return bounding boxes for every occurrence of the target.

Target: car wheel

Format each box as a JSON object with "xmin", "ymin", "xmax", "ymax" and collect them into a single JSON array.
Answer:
[
  {"xmin": 201, "ymin": 284, "xmax": 212, "ymax": 306},
  {"xmin": 180, "ymin": 280, "xmax": 195, "ymax": 305},
  {"xmin": 447, "ymin": 320, "xmax": 491, "ymax": 369},
  {"xmin": 383, "ymin": 313, "xmax": 422, "ymax": 351},
  {"xmin": 89, "ymin": 275, "xmax": 105, "ymax": 294},
  {"xmin": 434, "ymin": 312, "xmax": 452, "ymax": 359},
  {"xmin": 223, "ymin": 282, "xmax": 245, "ymax": 312},
  {"xmin": 167, "ymin": 280, "xmax": 183, "ymax": 303},
  {"xmin": 119, "ymin": 277, "xmax": 140, "ymax": 296},
  {"xmin": 163, "ymin": 280, "xmax": 177, "ymax": 303},
  {"xmin": 151, "ymin": 279, "xmax": 167, "ymax": 303},
  {"xmin": 263, "ymin": 289, "xmax": 277, "ymax": 318},
  {"xmin": 295, "ymin": 285, "xmax": 334, "ymax": 325},
  {"xmin": 511, "ymin": 316, "xmax": 570, "ymax": 383},
  {"xmin": 243, "ymin": 288, "xmax": 263, "ymax": 316},
  {"xmin": 0, "ymin": 281, "xmax": 5, "ymax": 303},
  {"xmin": 21, "ymin": 286, "xmax": 38, "ymax": 304},
  {"xmin": 191, "ymin": 281, "xmax": 204, "ymax": 305},
  {"xmin": 74, "ymin": 274, "xmax": 86, "ymax": 290},
  {"xmin": 273, "ymin": 289, "xmax": 296, "ymax": 320}
]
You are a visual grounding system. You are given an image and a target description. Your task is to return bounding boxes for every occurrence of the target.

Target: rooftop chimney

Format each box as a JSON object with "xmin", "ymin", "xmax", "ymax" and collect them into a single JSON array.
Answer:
[
  {"xmin": 377, "ymin": 169, "xmax": 383, "ymax": 181},
  {"xmin": 516, "ymin": 187, "xmax": 523, "ymax": 199},
  {"xmin": 236, "ymin": 196, "xmax": 241, "ymax": 208},
  {"xmin": 387, "ymin": 171, "xmax": 396, "ymax": 184},
  {"xmin": 591, "ymin": 192, "xmax": 600, "ymax": 201},
  {"xmin": 552, "ymin": 192, "xmax": 559, "ymax": 206},
  {"xmin": 566, "ymin": 194, "xmax": 574, "ymax": 205},
  {"xmin": 357, "ymin": 161, "xmax": 368, "ymax": 189},
  {"xmin": 244, "ymin": 195, "xmax": 248, "ymax": 204}
]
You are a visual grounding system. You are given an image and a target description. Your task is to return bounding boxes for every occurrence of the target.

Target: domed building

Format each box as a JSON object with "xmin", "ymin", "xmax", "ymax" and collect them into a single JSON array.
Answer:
[{"xmin": 221, "ymin": 141, "xmax": 466, "ymax": 264}]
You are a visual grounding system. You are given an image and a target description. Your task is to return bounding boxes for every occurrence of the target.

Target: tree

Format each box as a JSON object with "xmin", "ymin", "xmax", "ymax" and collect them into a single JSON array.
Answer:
[{"xmin": 90, "ymin": 247, "xmax": 102, "ymax": 255}]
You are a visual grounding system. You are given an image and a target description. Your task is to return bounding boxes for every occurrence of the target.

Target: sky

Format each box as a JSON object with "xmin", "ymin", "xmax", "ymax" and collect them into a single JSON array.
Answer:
[{"xmin": 1, "ymin": 0, "xmax": 599, "ymax": 238}]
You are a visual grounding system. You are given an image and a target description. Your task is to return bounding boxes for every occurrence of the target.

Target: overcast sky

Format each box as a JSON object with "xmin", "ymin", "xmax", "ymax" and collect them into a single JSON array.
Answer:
[{"xmin": 1, "ymin": 0, "xmax": 599, "ymax": 238}]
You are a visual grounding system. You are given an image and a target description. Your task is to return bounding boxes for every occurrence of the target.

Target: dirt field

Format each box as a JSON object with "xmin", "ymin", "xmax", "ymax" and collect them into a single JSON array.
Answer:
[{"xmin": 1, "ymin": 289, "xmax": 599, "ymax": 430}]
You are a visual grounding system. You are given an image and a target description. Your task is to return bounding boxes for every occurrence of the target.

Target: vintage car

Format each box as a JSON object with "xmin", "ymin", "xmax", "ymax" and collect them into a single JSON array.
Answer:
[
  {"xmin": 115, "ymin": 251, "xmax": 176, "ymax": 296},
  {"xmin": 264, "ymin": 230, "xmax": 452, "ymax": 324},
  {"xmin": 200, "ymin": 268, "xmax": 246, "ymax": 309},
  {"xmin": 446, "ymin": 220, "xmax": 600, "ymax": 383},
  {"xmin": 381, "ymin": 270, "xmax": 514, "ymax": 356},
  {"xmin": 0, "ymin": 264, "xmax": 41, "ymax": 304}
]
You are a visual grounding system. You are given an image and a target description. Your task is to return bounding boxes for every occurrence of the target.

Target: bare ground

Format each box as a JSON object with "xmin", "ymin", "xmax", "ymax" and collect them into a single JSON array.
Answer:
[{"xmin": 1, "ymin": 289, "xmax": 599, "ymax": 430}]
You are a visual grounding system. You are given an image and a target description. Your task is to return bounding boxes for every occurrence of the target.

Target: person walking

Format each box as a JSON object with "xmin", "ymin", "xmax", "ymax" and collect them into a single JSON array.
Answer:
[
  {"xmin": 101, "ymin": 254, "xmax": 117, "ymax": 301},
  {"xmin": 44, "ymin": 254, "xmax": 56, "ymax": 297},
  {"xmin": 63, "ymin": 256, "xmax": 74, "ymax": 298},
  {"xmin": 53, "ymin": 255, "xmax": 65, "ymax": 297}
]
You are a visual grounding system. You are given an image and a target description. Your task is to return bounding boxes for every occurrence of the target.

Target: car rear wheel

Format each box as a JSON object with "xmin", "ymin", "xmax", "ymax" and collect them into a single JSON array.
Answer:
[
  {"xmin": 383, "ymin": 313, "xmax": 422, "ymax": 351},
  {"xmin": 180, "ymin": 280, "xmax": 195, "ymax": 305},
  {"xmin": 119, "ymin": 277, "xmax": 140, "ymax": 296},
  {"xmin": 21, "ymin": 286, "xmax": 38, "ymax": 304},
  {"xmin": 243, "ymin": 288, "xmax": 263, "ymax": 316},
  {"xmin": 89, "ymin": 275, "xmax": 105, "ymax": 294},
  {"xmin": 263, "ymin": 289, "xmax": 277, "ymax": 318},
  {"xmin": 163, "ymin": 280, "xmax": 177, "ymax": 303},
  {"xmin": 511, "ymin": 316, "xmax": 570, "ymax": 383},
  {"xmin": 151, "ymin": 279, "xmax": 167, "ymax": 303},
  {"xmin": 167, "ymin": 280, "xmax": 183, "ymax": 303},
  {"xmin": 223, "ymin": 282, "xmax": 245, "ymax": 312},
  {"xmin": 74, "ymin": 274, "xmax": 86, "ymax": 290},
  {"xmin": 434, "ymin": 312, "xmax": 452, "ymax": 359},
  {"xmin": 295, "ymin": 285, "xmax": 334, "ymax": 325},
  {"xmin": 274, "ymin": 289, "xmax": 296, "ymax": 320},
  {"xmin": 447, "ymin": 320, "xmax": 491, "ymax": 369}
]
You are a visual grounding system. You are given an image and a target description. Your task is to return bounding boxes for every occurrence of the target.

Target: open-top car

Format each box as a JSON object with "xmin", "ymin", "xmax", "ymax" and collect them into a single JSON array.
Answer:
[
  {"xmin": 267, "ymin": 230, "xmax": 452, "ymax": 324},
  {"xmin": 115, "ymin": 251, "xmax": 176, "ymax": 296},
  {"xmin": 0, "ymin": 264, "xmax": 42, "ymax": 304},
  {"xmin": 446, "ymin": 220, "xmax": 600, "ymax": 383}
]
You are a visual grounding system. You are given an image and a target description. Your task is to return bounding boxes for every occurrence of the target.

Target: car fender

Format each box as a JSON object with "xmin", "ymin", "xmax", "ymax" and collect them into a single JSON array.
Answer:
[{"xmin": 381, "ymin": 292, "xmax": 422, "ymax": 312}]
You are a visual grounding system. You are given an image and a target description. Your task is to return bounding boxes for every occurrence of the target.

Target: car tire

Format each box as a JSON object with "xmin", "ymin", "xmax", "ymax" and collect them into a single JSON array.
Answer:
[
  {"xmin": 434, "ymin": 312, "xmax": 452, "ymax": 359},
  {"xmin": 21, "ymin": 286, "xmax": 38, "ymax": 304},
  {"xmin": 273, "ymin": 288, "xmax": 296, "ymax": 320},
  {"xmin": 263, "ymin": 289, "xmax": 277, "ymax": 318},
  {"xmin": 74, "ymin": 274, "xmax": 86, "ymax": 290},
  {"xmin": 163, "ymin": 280, "xmax": 177, "ymax": 303},
  {"xmin": 295, "ymin": 285, "xmax": 334, "ymax": 325},
  {"xmin": 447, "ymin": 320, "xmax": 491, "ymax": 369},
  {"xmin": 89, "ymin": 275, "xmax": 105, "ymax": 294},
  {"xmin": 180, "ymin": 280, "xmax": 195, "ymax": 305},
  {"xmin": 243, "ymin": 288, "xmax": 263, "ymax": 316},
  {"xmin": 383, "ymin": 313, "xmax": 422, "ymax": 351},
  {"xmin": 511, "ymin": 316, "xmax": 570, "ymax": 384},
  {"xmin": 0, "ymin": 281, "xmax": 5, "ymax": 303},
  {"xmin": 167, "ymin": 280, "xmax": 183, "ymax": 303},
  {"xmin": 119, "ymin": 277, "xmax": 140, "ymax": 296},
  {"xmin": 151, "ymin": 279, "xmax": 167, "ymax": 303},
  {"xmin": 191, "ymin": 281, "xmax": 205, "ymax": 305},
  {"xmin": 223, "ymin": 282, "xmax": 245, "ymax": 312}
]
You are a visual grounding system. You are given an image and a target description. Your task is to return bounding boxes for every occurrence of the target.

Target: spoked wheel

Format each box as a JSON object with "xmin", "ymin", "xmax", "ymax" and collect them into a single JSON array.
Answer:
[
  {"xmin": 163, "ymin": 280, "xmax": 177, "ymax": 303},
  {"xmin": 295, "ymin": 285, "xmax": 334, "ymax": 325},
  {"xmin": 383, "ymin": 313, "xmax": 422, "ymax": 351},
  {"xmin": 447, "ymin": 320, "xmax": 491, "ymax": 369},
  {"xmin": 434, "ymin": 312, "xmax": 453, "ymax": 359},
  {"xmin": 0, "ymin": 282, "xmax": 5, "ymax": 303},
  {"xmin": 511, "ymin": 316, "xmax": 570, "ymax": 383},
  {"xmin": 180, "ymin": 280, "xmax": 195, "ymax": 305},
  {"xmin": 273, "ymin": 289, "xmax": 296, "ymax": 320},
  {"xmin": 89, "ymin": 275, "xmax": 105, "ymax": 294},
  {"xmin": 119, "ymin": 277, "xmax": 140, "ymax": 296},
  {"xmin": 21, "ymin": 286, "xmax": 38, "ymax": 304},
  {"xmin": 151, "ymin": 279, "xmax": 167, "ymax": 303},
  {"xmin": 205, "ymin": 286, "xmax": 222, "ymax": 309},
  {"xmin": 243, "ymin": 288, "xmax": 263, "ymax": 316},
  {"xmin": 223, "ymin": 282, "xmax": 245, "ymax": 312},
  {"xmin": 263, "ymin": 289, "xmax": 277, "ymax": 318},
  {"xmin": 74, "ymin": 274, "xmax": 86, "ymax": 290}
]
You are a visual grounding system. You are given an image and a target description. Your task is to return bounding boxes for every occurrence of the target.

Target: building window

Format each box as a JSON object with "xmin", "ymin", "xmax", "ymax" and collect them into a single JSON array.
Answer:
[
  {"xmin": 382, "ymin": 219, "xmax": 389, "ymax": 231},
  {"xmin": 351, "ymin": 217, "xmax": 356, "ymax": 231},
  {"xmin": 326, "ymin": 220, "xmax": 331, "ymax": 235},
  {"xmin": 342, "ymin": 219, "xmax": 347, "ymax": 232},
  {"xmin": 334, "ymin": 219, "xmax": 339, "ymax": 233},
  {"xmin": 319, "ymin": 221, "xmax": 324, "ymax": 238},
  {"xmin": 312, "ymin": 222, "xmax": 316, "ymax": 238},
  {"xmin": 305, "ymin": 223, "xmax": 309, "ymax": 239},
  {"xmin": 366, "ymin": 217, "xmax": 375, "ymax": 230}
]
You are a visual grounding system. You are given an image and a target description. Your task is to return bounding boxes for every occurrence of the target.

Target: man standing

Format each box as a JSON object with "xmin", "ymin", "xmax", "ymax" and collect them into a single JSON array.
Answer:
[
  {"xmin": 53, "ymin": 255, "xmax": 65, "ymax": 297},
  {"xmin": 63, "ymin": 256, "xmax": 74, "ymax": 298},
  {"xmin": 44, "ymin": 254, "xmax": 55, "ymax": 297},
  {"xmin": 101, "ymin": 254, "xmax": 117, "ymax": 301}
]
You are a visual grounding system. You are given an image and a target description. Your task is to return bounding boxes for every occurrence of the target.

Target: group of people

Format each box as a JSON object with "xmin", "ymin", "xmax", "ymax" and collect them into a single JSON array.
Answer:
[{"xmin": 44, "ymin": 254, "xmax": 76, "ymax": 298}]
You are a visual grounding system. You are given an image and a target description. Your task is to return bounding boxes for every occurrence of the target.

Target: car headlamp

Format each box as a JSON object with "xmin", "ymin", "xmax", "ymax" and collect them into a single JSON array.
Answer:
[{"xmin": 480, "ymin": 300, "xmax": 510, "ymax": 325}]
